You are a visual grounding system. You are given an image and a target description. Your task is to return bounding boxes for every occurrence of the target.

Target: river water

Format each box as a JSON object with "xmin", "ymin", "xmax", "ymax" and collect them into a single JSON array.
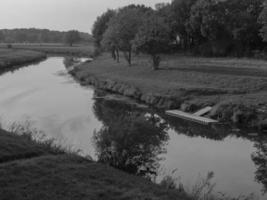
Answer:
[{"xmin": 0, "ymin": 57, "xmax": 266, "ymax": 199}]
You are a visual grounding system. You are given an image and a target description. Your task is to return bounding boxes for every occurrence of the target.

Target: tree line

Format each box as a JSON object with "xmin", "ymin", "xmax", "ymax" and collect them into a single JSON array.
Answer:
[
  {"xmin": 0, "ymin": 28, "xmax": 93, "ymax": 45},
  {"xmin": 92, "ymin": 0, "xmax": 267, "ymax": 70}
]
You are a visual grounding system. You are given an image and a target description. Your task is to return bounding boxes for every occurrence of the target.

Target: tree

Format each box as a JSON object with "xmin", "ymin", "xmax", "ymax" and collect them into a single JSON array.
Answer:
[
  {"xmin": 15, "ymin": 32, "xmax": 28, "ymax": 43},
  {"xmin": 0, "ymin": 31, "xmax": 5, "ymax": 42},
  {"xmin": 225, "ymin": 0, "xmax": 264, "ymax": 51},
  {"xmin": 64, "ymin": 30, "xmax": 81, "ymax": 46},
  {"xmin": 133, "ymin": 14, "xmax": 172, "ymax": 70},
  {"xmin": 155, "ymin": 2, "xmax": 169, "ymax": 11},
  {"xmin": 93, "ymin": 99, "xmax": 168, "ymax": 176},
  {"xmin": 189, "ymin": 0, "xmax": 229, "ymax": 43},
  {"xmin": 259, "ymin": 0, "xmax": 267, "ymax": 41},
  {"xmin": 251, "ymin": 139, "xmax": 267, "ymax": 193},
  {"xmin": 101, "ymin": 24, "xmax": 120, "ymax": 62},
  {"xmin": 188, "ymin": 0, "xmax": 264, "ymax": 55},
  {"xmin": 168, "ymin": 0, "xmax": 197, "ymax": 49},
  {"xmin": 92, "ymin": 9, "xmax": 115, "ymax": 49},
  {"xmin": 102, "ymin": 5, "xmax": 151, "ymax": 66}
]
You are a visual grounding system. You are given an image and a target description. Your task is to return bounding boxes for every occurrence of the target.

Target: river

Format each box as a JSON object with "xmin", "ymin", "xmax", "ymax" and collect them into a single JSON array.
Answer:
[{"xmin": 0, "ymin": 56, "xmax": 266, "ymax": 199}]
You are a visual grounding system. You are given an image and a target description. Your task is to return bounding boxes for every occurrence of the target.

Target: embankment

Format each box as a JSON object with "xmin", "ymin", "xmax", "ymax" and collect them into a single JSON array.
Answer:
[
  {"xmin": 0, "ymin": 49, "xmax": 46, "ymax": 73},
  {"xmin": 9, "ymin": 44, "xmax": 94, "ymax": 57},
  {"xmin": 0, "ymin": 129, "xmax": 189, "ymax": 200},
  {"xmin": 69, "ymin": 54, "xmax": 267, "ymax": 129}
]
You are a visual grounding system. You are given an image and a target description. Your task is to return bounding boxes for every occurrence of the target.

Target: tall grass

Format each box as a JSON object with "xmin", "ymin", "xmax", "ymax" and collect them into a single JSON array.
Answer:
[
  {"xmin": 7, "ymin": 121, "xmax": 73, "ymax": 155},
  {"xmin": 160, "ymin": 172, "xmax": 258, "ymax": 200}
]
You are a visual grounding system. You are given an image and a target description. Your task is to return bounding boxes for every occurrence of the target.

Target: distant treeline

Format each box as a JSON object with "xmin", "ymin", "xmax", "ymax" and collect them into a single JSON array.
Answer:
[
  {"xmin": 92, "ymin": 0, "xmax": 267, "ymax": 62},
  {"xmin": 0, "ymin": 28, "xmax": 93, "ymax": 44}
]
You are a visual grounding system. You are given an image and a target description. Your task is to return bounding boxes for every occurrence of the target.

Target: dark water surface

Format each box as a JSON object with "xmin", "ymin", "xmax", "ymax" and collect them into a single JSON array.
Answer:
[{"xmin": 0, "ymin": 57, "xmax": 266, "ymax": 199}]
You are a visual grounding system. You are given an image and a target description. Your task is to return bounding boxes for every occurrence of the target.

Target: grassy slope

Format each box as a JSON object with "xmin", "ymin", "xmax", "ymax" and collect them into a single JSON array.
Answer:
[
  {"xmin": 0, "ymin": 130, "xmax": 188, "ymax": 200},
  {"xmin": 77, "ymin": 54, "xmax": 267, "ymax": 95},
  {"xmin": 1, "ymin": 43, "xmax": 94, "ymax": 57},
  {"xmin": 0, "ymin": 130, "xmax": 62, "ymax": 163},
  {"xmin": 0, "ymin": 49, "xmax": 46, "ymax": 72},
  {"xmin": 74, "ymin": 53, "xmax": 267, "ymax": 124}
]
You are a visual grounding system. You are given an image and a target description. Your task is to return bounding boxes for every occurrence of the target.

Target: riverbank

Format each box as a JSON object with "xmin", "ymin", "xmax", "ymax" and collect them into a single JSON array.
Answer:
[
  {"xmin": 0, "ymin": 43, "xmax": 94, "ymax": 57},
  {"xmin": 0, "ymin": 129, "xmax": 189, "ymax": 200},
  {"xmin": 0, "ymin": 49, "xmax": 46, "ymax": 73},
  {"xmin": 70, "ymin": 53, "xmax": 267, "ymax": 129}
]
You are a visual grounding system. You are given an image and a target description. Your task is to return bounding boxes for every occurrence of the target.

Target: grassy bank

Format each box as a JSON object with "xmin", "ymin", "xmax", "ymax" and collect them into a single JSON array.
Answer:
[
  {"xmin": 71, "ymin": 53, "xmax": 267, "ymax": 128},
  {"xmin": 0, "ymin": 129, "xmax": 189, "ymax": 200},
  {"xmin": 0, "ymin": 43, "xmax": 94, "ymax": 57},
  {"xmin": 0, "ymin": 49, "xmax": 46, "ymax": 73}
]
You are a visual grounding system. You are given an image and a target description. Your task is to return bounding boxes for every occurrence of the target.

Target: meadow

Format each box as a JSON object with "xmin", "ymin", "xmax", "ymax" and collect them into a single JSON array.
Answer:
[
  {"xmin": 73, "ymin": 53, "xmax": 267, "ymax": 127},
  {"xmin": 0, "ymin": 43, "xmax": 94, "ymax": 57},
  {"xmin": 0, "ymin": 49, "xmax": 46, "ymax": 72}
]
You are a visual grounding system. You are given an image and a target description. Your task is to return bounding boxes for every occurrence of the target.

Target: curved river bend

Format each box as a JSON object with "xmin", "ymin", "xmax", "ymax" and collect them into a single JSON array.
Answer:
[{"xmin": 0, "ymin": 57, "xmax": 266, "ymax": 199}]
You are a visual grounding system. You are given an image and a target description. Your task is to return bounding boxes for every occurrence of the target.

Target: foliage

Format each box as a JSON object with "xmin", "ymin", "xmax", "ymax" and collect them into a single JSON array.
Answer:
[
  {"xmin": 251, "ymin": 140, "xmax": 267, "ymax": 194},
  {"xmin": 188, "ymin": 0, "xmax": 265, "ymax": 56},
  {"xmin": 189, "ymin": 0, "xmax": 230, "ymax": 43},
  {"xmin": 226, "ymin": 0, "xmax": 264, "ymax": 53},
  {"xmin": 133, "ymin": 14, "xmax": 172, "ymax": 70},
  {"xmin": 101, "ymin": 20, "xmax": 120, "ymax": 62},
  {"xmin": 169, "ymin": 0, "xmax": 197, "ymax": 49},
  {"xmin": 93, "ymin": 0, "xmax": 266, "ymax": 62},
  {"xmin": 259, "ymin": 0, "xmax": 267, "ymax": 41},
  {"xmin": 64, "ymin": 30, "xmax": 81, "ymax": 46},
  {"xmin": 0, "ymin": 31, "xmax": 5, "ymax": 42},
  {"xmin": 93, "ymin": 100, "xmax": 168, "ymax": 177},
  {"xmin": 102, "ymin": 5, "xmax": 152, "ymax": 65},
  {"xmin": 92, "ymin": 9, "xmax": 115, "ymax": 49},
  {"xmin": 0, "ymin": 28, "xmax": 92, "ymax": 44}
]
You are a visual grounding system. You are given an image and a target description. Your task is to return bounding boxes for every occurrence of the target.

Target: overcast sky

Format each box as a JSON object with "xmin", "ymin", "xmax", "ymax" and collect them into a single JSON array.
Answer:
[{"xmin": 0, "ymin": 0, "xmax": 171, "ymax": 33}]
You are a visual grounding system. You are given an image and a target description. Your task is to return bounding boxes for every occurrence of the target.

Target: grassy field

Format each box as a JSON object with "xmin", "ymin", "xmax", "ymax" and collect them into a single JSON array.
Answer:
[
  {"xmin": 0, "ymin": 129, "xmax": 189, "ymax": 200},
  {"xmin": 0, "ymin": 129, "xmax": 63, "ymax": 163},
  {"xmin": 77, "ymin": 53, "xmax": 267, "ymax": 94},
  {"xmin": 0, "ymin": 48, "xmax": 46, "ymax": 73},
  {"xmin": 0, "ymin": 43, "xmax": 94, "ymax": 57},
  {"xmin": 73, "ymin": 53, "xmax": 267, "ymax": 127}
]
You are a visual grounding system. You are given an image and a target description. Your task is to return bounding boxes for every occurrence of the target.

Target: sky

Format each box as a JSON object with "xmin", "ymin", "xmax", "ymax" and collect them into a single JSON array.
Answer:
[{"xmin": 0, "ymin": 0, "xmax": 171, "ymax": 33}]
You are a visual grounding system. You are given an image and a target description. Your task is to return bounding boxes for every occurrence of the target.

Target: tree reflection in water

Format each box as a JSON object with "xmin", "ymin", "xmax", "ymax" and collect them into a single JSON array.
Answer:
[
  {"xmin": 93, "ymin": 97, "xmax": 169, "ymax": 178},
  {"xmin": 252, "ymin": 138, "xmax": 267, "ymax": 194},
  {"xmin": 90, "ymin": 90, "xmax": 267, "ymax": 197}
]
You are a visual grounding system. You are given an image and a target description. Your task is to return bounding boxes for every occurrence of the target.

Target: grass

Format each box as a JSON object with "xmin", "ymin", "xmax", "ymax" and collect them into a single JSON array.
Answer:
[
  {"xmin": 0, "ymin": 154, "xmax": 189, "ymax": 200},
  {"xmin": 77, "ymin": 53, "xmax": 267, "ymax": 95},
  {"xmin": 0, "ymin": 48, "xmax": 46, "ymax": 73},
  {"xmin": 73, "ymin": 53, "xmax": 267, "ymax": 126},
  {"xmin": 160, "ymin": 172, "xmax": 256, "ymax": 200},
  {"xmin": 0, "ymin": 126, "xmax": 189, "ymax": 200},
  {"xmin": 0, "ymin": 127, "xmax": 64, "ymax": 163},
  {"xmin": 0, "ymin": 43, "xmax": 94, "ymax": 57}
]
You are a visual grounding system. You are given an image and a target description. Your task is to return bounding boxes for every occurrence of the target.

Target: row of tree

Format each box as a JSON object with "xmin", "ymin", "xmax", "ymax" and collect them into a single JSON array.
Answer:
[
  {"xmin": 92, "ymin": 0, "xmax": 267, "ymax": 69},
  {"xmin": 0, "ymin": 28, "xmax": 93, "ymax": 45}
]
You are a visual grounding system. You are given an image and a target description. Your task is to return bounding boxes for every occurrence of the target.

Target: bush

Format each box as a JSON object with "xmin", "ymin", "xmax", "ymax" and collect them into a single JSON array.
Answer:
[{"xmin": 209, "ymin": 102, "xmax": 258, "ymax": 126}]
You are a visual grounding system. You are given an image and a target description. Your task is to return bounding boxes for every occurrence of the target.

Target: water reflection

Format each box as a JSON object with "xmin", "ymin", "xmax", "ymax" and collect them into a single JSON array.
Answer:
[
  {"xmin": 90, "ymin": 91, "xmax": 267, "ymax": 199},
  {"xmin": 0, "ymin": 56, "xmax": 265, "ymax": 199},
  {"xmin": 93, "ymin": 97, "xmax": 169, "ymax": 177},
  {"xmin": 252, "ymin": 138, "xmax": 267, "ymax": 194},
  {"xmin": 164, "ymin": 115, "xmax": 231, "ymax": 141}
]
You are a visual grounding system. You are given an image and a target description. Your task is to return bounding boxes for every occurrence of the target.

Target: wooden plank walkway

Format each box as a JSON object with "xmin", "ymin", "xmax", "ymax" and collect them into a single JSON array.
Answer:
[
  {"xmin": 166, "ymin": 110, "xmax": 218, "ymax": 125},
  {"xmin": 193, "ymin": 106, "xmax": 212, "ymax": 116}
]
